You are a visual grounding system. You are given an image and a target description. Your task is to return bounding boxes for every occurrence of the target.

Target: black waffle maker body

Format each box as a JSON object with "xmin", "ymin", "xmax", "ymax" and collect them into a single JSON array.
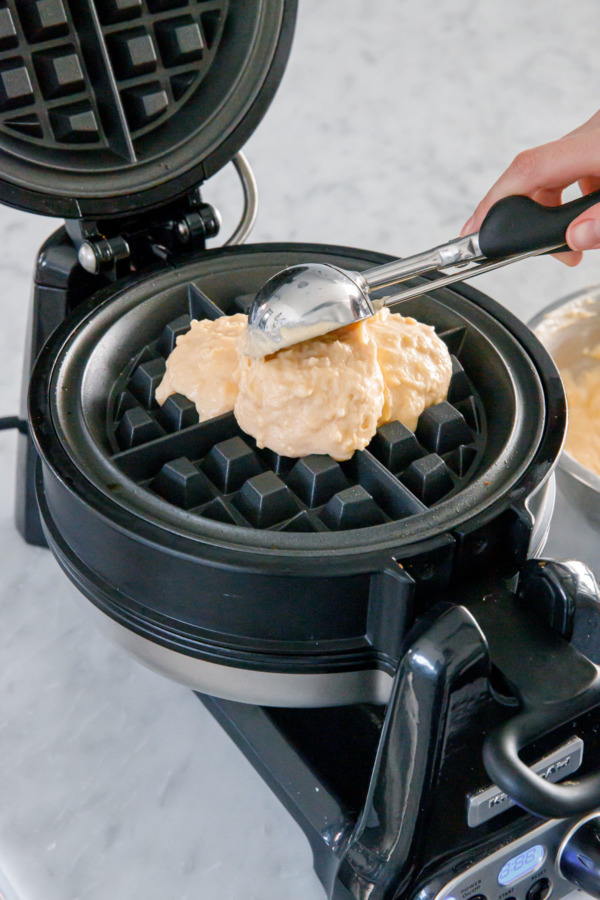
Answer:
[{"xmin": 6, "ymin": 3, "xmax": 600, "ymax": 899}]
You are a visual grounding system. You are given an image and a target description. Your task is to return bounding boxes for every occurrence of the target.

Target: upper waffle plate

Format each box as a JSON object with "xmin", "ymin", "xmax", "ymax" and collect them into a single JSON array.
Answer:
[{"xmin": 0, "ymin": 0, "xmax": 296, "ymax": 217}]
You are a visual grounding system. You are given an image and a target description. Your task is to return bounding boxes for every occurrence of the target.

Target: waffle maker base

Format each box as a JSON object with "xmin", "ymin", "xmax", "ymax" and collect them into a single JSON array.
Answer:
[
  {"xmin": 30, "ymin": 240, "xmax": 563, "ymax": 707},
  {"xmin": 20, "ymin": 239, "xmax": 600, "ymax": 900}
]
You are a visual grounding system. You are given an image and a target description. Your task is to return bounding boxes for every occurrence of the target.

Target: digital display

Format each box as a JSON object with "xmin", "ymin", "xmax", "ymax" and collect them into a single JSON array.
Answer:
[{"xmin": 498, "ymin": 845, "xmax": 546, "ymax": 886}]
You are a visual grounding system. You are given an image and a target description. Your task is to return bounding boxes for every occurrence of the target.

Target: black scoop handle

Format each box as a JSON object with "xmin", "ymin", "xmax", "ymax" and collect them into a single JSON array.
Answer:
[{"xmin": 478, "ymin": 188, "xmax": 600, "ymax": 258}]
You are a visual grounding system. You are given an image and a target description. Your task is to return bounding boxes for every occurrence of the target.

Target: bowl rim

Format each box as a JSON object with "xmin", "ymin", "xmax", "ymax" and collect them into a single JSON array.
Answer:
[{"xmin": 529, "ymin": 284, "xmax": 600, "ymax": 495}]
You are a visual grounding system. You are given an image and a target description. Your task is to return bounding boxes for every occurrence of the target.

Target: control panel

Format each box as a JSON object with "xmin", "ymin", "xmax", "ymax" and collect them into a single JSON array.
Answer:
[{"xmin": 434, "ymin": 816, "xmax": 600, "ymax": 900}]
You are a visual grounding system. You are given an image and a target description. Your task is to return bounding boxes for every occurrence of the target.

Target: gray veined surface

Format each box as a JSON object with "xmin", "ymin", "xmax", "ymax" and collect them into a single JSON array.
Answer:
[{"xmin": 2, "ymin": 0, "xmax": 600, "ymax": 897}]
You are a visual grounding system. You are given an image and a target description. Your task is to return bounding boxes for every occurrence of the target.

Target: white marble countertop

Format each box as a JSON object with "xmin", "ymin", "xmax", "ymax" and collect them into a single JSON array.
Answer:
[{"xmin": 1, "ymin": 2, "xmax": 600, "ymax": 898}]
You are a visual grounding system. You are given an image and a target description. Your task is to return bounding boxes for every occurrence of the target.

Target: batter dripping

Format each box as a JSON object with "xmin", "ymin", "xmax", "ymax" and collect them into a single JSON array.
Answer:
[{"xmin": 155, "ymin": 314, "xmax": 247, "ymax": 421}]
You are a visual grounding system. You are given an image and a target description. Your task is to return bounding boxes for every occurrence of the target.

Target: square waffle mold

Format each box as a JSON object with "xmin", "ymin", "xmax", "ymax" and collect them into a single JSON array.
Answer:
[
  {"xmin": 0, "ymin": 0, "xmax": 227, "ymax": 149},
  {"xmin": 107, "ymin": 285, "xmax": 486, "ymax": 533}
]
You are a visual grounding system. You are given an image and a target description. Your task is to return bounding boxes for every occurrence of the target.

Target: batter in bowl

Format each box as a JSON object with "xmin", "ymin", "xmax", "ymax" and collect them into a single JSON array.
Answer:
[{"xmin": 560, "ymin": 344, "xmax": 600, "ymax": 475}]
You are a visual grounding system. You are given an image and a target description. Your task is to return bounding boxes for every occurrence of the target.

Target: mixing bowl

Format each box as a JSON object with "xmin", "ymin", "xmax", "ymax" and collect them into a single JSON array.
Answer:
[{"xmin": 530, "ymin": 286, "xmax": 600, "ymax": 524}]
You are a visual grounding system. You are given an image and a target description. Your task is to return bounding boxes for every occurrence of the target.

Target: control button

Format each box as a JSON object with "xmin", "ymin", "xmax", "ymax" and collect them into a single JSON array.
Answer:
[
  {"xmin": 468, "ymin": 895, "xmax": 487, "ymax": 900},
  {"xmin": 526, "ymin": 878, "xmax": 551, "ymax": 900},
  {"xmin": 558, "ymin": 814, "xmax": 600, "ymax": 899}
]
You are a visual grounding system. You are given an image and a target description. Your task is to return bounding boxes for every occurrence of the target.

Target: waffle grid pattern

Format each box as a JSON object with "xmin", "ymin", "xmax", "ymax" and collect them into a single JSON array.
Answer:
[
  {"xmin": 107, "ymin": 284, "xmax": 486, "ymax": 532},
  {"xmin": 0, "ymin": 0, "xmax": 227, "ymax": 155}
]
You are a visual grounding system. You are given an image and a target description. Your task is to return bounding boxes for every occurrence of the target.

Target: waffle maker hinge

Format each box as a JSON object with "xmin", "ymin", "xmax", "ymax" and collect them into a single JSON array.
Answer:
[
  {"xmin": 15, "ymin": 186, "xmax": 220, "ymax": 546},
  {"xmin": 65, "ymin": 186, "xmax": 221, "ymax": 278}
]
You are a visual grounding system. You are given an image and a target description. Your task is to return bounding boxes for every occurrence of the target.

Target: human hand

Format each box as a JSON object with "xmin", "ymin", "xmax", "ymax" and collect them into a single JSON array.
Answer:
[{"xmin": 461, "ymin": 109, "xmax": 600, "ymax": 266}]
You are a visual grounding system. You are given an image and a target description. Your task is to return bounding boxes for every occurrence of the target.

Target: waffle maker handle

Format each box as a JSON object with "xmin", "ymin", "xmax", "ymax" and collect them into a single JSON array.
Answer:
[
  {"xmin": 475, "ymin": 589, "xmax": 600, "ymax": 819},
  {"xmin": 483, "ymin": 680, "xmax": 600, "ymax": 819}
]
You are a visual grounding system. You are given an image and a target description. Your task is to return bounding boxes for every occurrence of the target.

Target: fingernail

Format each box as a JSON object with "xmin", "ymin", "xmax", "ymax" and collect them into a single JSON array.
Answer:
[
  {"xmin": 569, "ymin": 219, "xmax": 600, "ymax": 250},
  {"xmin": 461, "ymin": 215, "xmax": 475, "ymax": 236}
]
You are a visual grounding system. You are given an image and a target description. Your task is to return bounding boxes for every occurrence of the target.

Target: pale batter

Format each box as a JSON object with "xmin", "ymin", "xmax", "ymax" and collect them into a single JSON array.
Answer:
[
  {"xmin": 155, "ymin": 309, "xmax": 452, "ymax": 460},
  {"xmin": 155, "ymin": 314, "xmax": 247, "ymax": 421},
  {"xmin": 234, "ymin": 320, "xmax": 385, "ymax": 461},
  {"xmin": 561, "ymin": 344, "xmax": 600, "ymax": 476},
  {"xmin": 365, "ymin": 307, "xmax": 452, "ymax": 430}
]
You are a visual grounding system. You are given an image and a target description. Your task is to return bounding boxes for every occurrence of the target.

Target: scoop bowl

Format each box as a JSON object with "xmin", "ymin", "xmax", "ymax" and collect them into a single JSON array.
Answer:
[{"xmin": 244, "ymin": 262, "xmax": 378, "ymax": 357}]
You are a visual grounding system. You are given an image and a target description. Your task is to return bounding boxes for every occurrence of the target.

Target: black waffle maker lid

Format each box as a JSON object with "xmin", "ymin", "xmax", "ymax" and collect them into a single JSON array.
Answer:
[{"xmin": 0, "ymin": 0, "xmax": 296, "ymax": 219}]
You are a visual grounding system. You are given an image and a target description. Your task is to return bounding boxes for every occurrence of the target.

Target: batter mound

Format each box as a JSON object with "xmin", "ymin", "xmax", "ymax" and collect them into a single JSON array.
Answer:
[
  {"xmin": 561, "ymin": 345, "xmax": 600, "ymax": 475},
  {"xmin": 156, "ymin": 314, "xmax": 247, "ymax": 421},
  {"xmin": 234, "ymin": 321, "xmax": 385, "ymax": 461},
  {"xmin": 366, "ymin": 307, "xmax": 453, "ymax": 430},
  {"xmin": 155, "ymin": 309, "xmax": 453, "ymax": 460}
]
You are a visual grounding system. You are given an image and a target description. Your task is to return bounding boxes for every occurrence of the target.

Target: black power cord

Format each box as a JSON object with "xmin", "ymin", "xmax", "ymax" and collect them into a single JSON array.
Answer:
[{"xmin": 0, "ymin": 416, "xmax": 28, "ymax": 434}]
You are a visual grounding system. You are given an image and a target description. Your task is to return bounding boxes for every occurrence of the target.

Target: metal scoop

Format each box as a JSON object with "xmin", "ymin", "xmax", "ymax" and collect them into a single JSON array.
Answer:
[{"xmin": 245, "ymin": 189, "xmax": 600, "ymax": 357}]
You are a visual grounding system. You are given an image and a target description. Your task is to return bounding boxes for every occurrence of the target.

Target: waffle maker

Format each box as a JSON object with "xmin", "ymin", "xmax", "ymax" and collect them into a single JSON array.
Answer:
[{"xmin": 5, "ymin": 1, "xmax": 600, "ymax": 898}]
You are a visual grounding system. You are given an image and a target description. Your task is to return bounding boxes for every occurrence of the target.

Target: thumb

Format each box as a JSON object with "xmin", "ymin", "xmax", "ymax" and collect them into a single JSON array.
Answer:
[{"xmin": 567, "ymin": 203, "xmax": 600, "ymax": 250}]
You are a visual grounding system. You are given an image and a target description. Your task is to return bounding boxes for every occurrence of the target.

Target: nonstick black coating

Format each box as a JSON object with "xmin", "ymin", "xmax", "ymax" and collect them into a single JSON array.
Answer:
[
  {"xmin": 107, "ymin": 285, "xmax": 486, "ymax": 533},
  {"xmin": 0, "ymin": 0, "xmax": 297, "ymax": 217}
]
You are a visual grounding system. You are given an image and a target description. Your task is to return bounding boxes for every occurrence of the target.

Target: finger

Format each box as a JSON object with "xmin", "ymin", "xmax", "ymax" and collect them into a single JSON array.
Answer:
[
  {"xmin": 566, "ymin": 202, "xmax": 600, "ymax": 251},
  {"xmin": 459, "ymin": 215, "xmax": 476, "ymax": 236},
  {"xmin": 578, "ymin": 175, "xmax": 600, "ymax": 195},
  {"xmin": 552, "ymin": 249, "xmax": 583, "ymax": 266},
  {"xmin": 563, "ymin": 107, "xmax": 600, "ymax": 138},
  {"xmin": 529, "ymin": 186, "xmax": 564, "ymax": 207},
  {"xmin": 461, "ymin": 186, "xmax": 563, "ymax": 236},
  {"xmin": 537, "ymin": 184, "xmax": 580, "ymax": 263},
  {"xmin": 463, "ymin": 129, "xmax": 600, "ymax": 233},
  {"xmin": 504, "ymin": 131, "xmax": 600, "ymax": 194}
]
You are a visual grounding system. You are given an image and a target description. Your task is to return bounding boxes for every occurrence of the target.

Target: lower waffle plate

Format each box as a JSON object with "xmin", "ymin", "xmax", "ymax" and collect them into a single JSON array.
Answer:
[
  {"xmin": 36, "ymin": 244, "xmax": 550, "ymax": 553},
  {"xmin": 108, "ymin": 282, "xmax": 486, "ymax": 533},
  {"xmin": 27, "ymin": 243, "xmax": 563, "ymax": 700}
]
